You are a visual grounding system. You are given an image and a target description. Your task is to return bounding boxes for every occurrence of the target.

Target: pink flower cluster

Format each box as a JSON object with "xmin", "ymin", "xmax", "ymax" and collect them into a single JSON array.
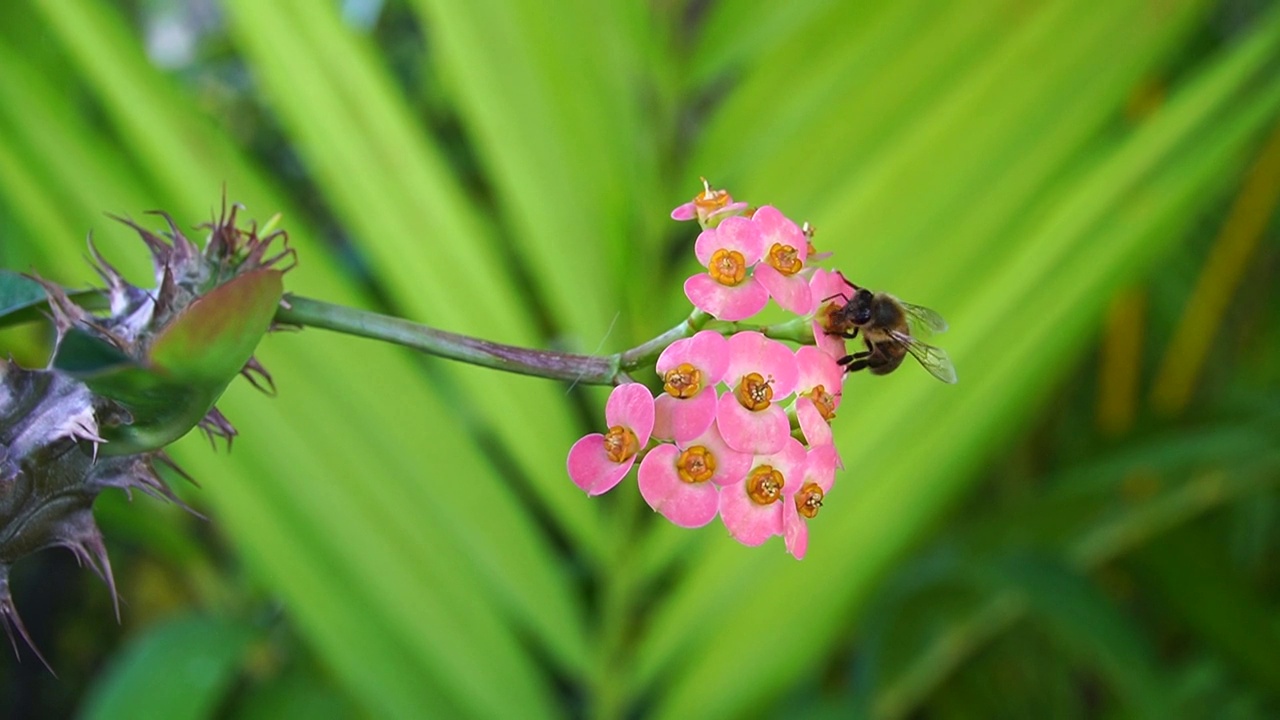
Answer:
[{"xmin": 568, "ymin": 182, "xmax": 856, "ymax": 559}]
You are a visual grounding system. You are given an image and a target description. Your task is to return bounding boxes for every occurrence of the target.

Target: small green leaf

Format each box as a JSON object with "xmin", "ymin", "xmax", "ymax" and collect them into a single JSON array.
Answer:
[
  {"xmin": 0, "ymin": 270, "xmax": 102, "ymax": 329},
  {"xmin": 54, "ymin": 269, "xmax": 283, "ymax": 455},
  {"xmin": 147, "ymin": 269, "xmax": 283, "ymax": 382},
  {"xmin": 78, "ymin": 613, "xmax": 255, "ymax": 720},
  {"xmin": 51, "ymin": 326, "xmax": 135, "ymax": 376},
  {"xmin": 0, "ymin": 270, "xmax": 49, "ymax": 322}
]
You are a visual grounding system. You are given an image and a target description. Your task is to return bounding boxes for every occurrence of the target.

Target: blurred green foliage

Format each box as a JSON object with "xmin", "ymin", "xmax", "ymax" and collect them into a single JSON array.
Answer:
[{"xmin": 1, "ymin": 0, "xmax": 1278, "ymax": 718}]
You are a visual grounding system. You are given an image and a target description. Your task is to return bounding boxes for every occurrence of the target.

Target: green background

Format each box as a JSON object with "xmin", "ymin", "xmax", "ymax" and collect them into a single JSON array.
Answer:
[{"xmin": 1, "ymin": 0, "xmax": 1278, "ymax": 718}]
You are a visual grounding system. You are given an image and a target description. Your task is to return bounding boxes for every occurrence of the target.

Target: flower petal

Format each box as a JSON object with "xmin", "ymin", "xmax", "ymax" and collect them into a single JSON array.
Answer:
[
  {"xmin": 753, "ymin": 436, "xmax": 808, "ymax": 493},
  {"xmin": 638, "ymin": 445, "xmax": 720, "ymax": 528},
  {"xmin": 706, "ymin": 202, "xmax": 750, "ymax": 226},
  {"xmin": 605, "ymin": 383, "xmax": 655, "ymax": 445},
  {"xmin": 755, "ymin": 264, "xmax": 815, "ymax": 315},
  {"xmin": 805, "ymin": 444, "xmax": 838, "ymax": 492},
  {"xmin": 671, "ymin": 202, "xmax": 697, "ymax": 221},
  {"xmin": 718, "ymin": 479, "xmax": 784, "ymax": 546},
  {"xmin": 684, "ymin": 422, "xmax": 753, "ymax": 486},
  {"xmin": 809, "ymin": 269, "xmax": 853, "ymax": 360},
  {"xmin": 717, "ymin": 393, "xmax": 790, "ymax": 454},
  {"xmin": 694, "ymin": 216, "xmax": 764, "ymax": 266},
  {"xmin": 795, "ymin": 345, "xmax": 844, "ymax": 408},
  {"xmin": 566, "ymin": 433, "xmax": 634, "ymax": 496},
  {"xmin": 724, "ymin": 332, "xmax": 799, "ymax": 398},
  {"xmin": 684, "ymin": 275, "xmax": 769, "ymax": 322},
  {"xmin": 754, "ymin": 206, "xmax": 809, "ymax": 265},
  {"xmin": 796, "ymin": 397, "xmax": 834, "ymax": 448},
  {"xmin": 812, "ymin": 322, "xmax": 848, "ymax": 361},
  {"xmin": 809, "ymin": 267, "xmax": 852, "ymax": 305},
  {"xmin": 656, "ymin": 330, "xmax": 730, "ymax": 385},
  {"xmin": 783, "ymin": 500, "xmax": 810, "ymax": 559},
  {"xmin": 653, "ymin": 389, "xmax": 718, "ymax": 444}
]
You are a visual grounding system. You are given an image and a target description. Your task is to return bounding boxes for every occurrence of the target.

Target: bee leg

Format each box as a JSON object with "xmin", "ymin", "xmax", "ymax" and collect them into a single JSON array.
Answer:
[
  {"xmin": 866, "ymin": 355, "xmax": 891, "ymax": 373},
  {"xmin": 837, "ymin": 350, "xmax": 871, "ymax": 373},
  {"xmin": 842, "ymin": 358, "xmax": 871, "ymax": 373}
]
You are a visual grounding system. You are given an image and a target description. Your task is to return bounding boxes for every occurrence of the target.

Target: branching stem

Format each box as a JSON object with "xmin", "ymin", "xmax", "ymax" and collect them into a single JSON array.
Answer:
[{"xmin": 273, "ymin": 295, "xmax": 815, "ymax": 386}]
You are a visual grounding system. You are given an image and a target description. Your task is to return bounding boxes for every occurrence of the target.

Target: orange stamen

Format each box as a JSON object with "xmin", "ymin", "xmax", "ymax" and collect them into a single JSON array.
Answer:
[
  {"xmin": 603, "ymin": 425, "xmax": 639, "ymax": 463},
  {"xmin": 766, "ymin": 242, "xmax": 802, "ymax": 276},
  {"xmin": 747, "ymin": 465, "xmax": 785, "ymax": 505},
  {"xmin": 735, "ymin": 372, "xmax": 774, "ymax": 411},
  {"xmin": 663, "ymin": 363, "xmax": 704, "ymax": 399},
  {"xmin": 676, "ymin": 446, "xmax": 716, "ymax": 484},
  {"xmin": 796, "ymin": 482, "xmax": 824, "ymax": 519},
  {"xmin": 708, "ymin": 248, "xmax": 747, "ymax": 286},
  {"xmin": 805, "ymin": 385, "xmax": 837, "ymax": 421}
]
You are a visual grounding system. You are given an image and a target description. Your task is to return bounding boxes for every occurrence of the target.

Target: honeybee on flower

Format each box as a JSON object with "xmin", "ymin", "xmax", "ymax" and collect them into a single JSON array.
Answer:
[{"xmin": 566, "ymin": 182, "xmax": 954, "ymax": 559}]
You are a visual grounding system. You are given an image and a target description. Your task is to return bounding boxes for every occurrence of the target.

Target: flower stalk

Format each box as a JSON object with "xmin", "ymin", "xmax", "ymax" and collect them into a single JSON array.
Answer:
[
  {"xmin": 274, "ymin": 294, "xmax": 622, "ymax": 384},
  {"xmin": 273, "ymin": 299, "xmax": 813, "ymax": 388}
]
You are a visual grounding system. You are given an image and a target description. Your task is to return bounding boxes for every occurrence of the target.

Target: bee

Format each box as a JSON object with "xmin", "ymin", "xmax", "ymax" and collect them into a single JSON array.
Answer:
[{"xmin": 823, "ymin": 280, "xmax": 957, "ymax": 384}]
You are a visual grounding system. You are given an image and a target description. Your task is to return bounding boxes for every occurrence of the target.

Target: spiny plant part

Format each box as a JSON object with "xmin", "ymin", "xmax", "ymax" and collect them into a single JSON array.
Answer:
[
  {"xmin": 0, "ymin": 202, "xmax": 292, "ymax": 666},
  {"xmin": 568, "ymin": 181, "xmax": 956, "ymax": 559}
]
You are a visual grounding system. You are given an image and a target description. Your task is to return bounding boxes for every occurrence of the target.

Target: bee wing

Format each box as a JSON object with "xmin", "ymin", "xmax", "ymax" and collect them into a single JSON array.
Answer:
[
  {"xmin": 901, "ymin": 302, "xmax": 949, "ymax": 335},
  {"xmin": 890, "ymin": 330, "xmax": 957, "ymax": 384}
]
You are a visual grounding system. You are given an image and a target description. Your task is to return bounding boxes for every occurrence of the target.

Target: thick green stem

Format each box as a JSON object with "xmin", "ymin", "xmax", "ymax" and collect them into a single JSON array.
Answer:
[
  {"xmin": 275, "ymin": 294, "xmax": 620, "ymax": 384},
  {"xmin": 616, "ymin": 309, "xmax": 709, "ymax": 372},
  {"xmin": 38, "ymin": 285, "xmax": 819, "ymax": 387}
]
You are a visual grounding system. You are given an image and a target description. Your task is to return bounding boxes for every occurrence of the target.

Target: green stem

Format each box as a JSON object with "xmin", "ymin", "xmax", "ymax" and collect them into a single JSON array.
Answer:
[
  {"xmin": 616, "ymin": 309, "xmax": 708, "ymax": 372},
  {"xmin": 27, "ymin": 282, "xmax": 821, "ymax": 386},
  {"xmin": 274, "ymin": 297, "xmax": 820, "ymax": 387},
  {"xmin": 275, "ymin": 294, "xmax": 621, "ymax": 385},
  {"xmin": 760, "ymin": 316, "xmax": 815, "ymax": 344}
]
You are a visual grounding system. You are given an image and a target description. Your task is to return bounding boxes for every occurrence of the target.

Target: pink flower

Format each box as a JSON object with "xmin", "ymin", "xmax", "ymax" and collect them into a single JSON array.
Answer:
[
  {"xmin": 793, "ymin": 346, "xmax": 844, "ymax": 449},
  {"xmin": 638, "ymin": 422, "xmax": 751, "ymax": 528},
  {"xmin": 750, "ymin": 206, "xmax": 813, "ymax": 315},
  {"xmin": 719, "ymin": 437, "xmax": 807, "ymax": 546},
  {"xmin": 684, "ymin": 217, "xmax": 769, "ymax": 321},
  {"xmin": 717, "ymin": 332, "xmax": 799, "ymax": 454},
  {"xmin": 802, "ymin": 221, "xmax": 833, "ymax": 263},
  {"xmin": 808, "ymin": 268, "xmax": 854, "ymax": 360},
  {"xmin": 566, "ymin": 383, "xmax": 655, "ymax": 496},
  {"xmin": 670, "ymin": 202, "xmax": 698, "ymax": 221},
  {"xmin": 652, "ymin": 331, "xmax": 730, "ymax": 443},
  {"xmin": 784, "ymin": 444, "xmax": 838, "ymax": 559},
  {"xmin": 670, "ymin": 178, "xmax": 749, "ymax": 227}
]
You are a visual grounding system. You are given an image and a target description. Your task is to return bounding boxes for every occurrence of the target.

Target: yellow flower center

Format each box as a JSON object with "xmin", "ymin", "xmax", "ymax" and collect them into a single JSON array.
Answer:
[
  {"xmin": 819, "ymin": 299, "xmax": 846, "ymax": 334},
  {"xmin": 663, "ymin": 363, "xmax": 704, "ymax": 399},
  {"xmin": 766, "ymin": 242, "xmax": 802, "ymax": 276},
  {"xmin": 708, "ymin": 248, "xmax": 747, "ymax": 286},
  {"xmin": 747, "ymin": 465, "xmax": 785, "ymax": 505},
  {"xmin": 603, "ymin": 425, "xmax": 639, "ymax": 463},
  {"xmin": 735, "ymin": 372, "xmax": 773, "ymax": 411},
  {"xmin": 805, "ymin": 385, "xmax": 837, "ymax": 422},
  {"xmin": 693, "ymin": 177, "xmax": 732, "ymax": 214},
  {"xmin": 676, "ymin": 446, "xmax": 716, "ymax": 484},
  {"xmin": 796, "ymin": 482, "xmax": 825, "ymax": 519}
]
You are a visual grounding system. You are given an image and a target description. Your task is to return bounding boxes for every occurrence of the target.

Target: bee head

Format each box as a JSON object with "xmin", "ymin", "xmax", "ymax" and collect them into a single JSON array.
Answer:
[{"xmin": 852, "ymin": 289, "xmax": 875, "ymax": 325}]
